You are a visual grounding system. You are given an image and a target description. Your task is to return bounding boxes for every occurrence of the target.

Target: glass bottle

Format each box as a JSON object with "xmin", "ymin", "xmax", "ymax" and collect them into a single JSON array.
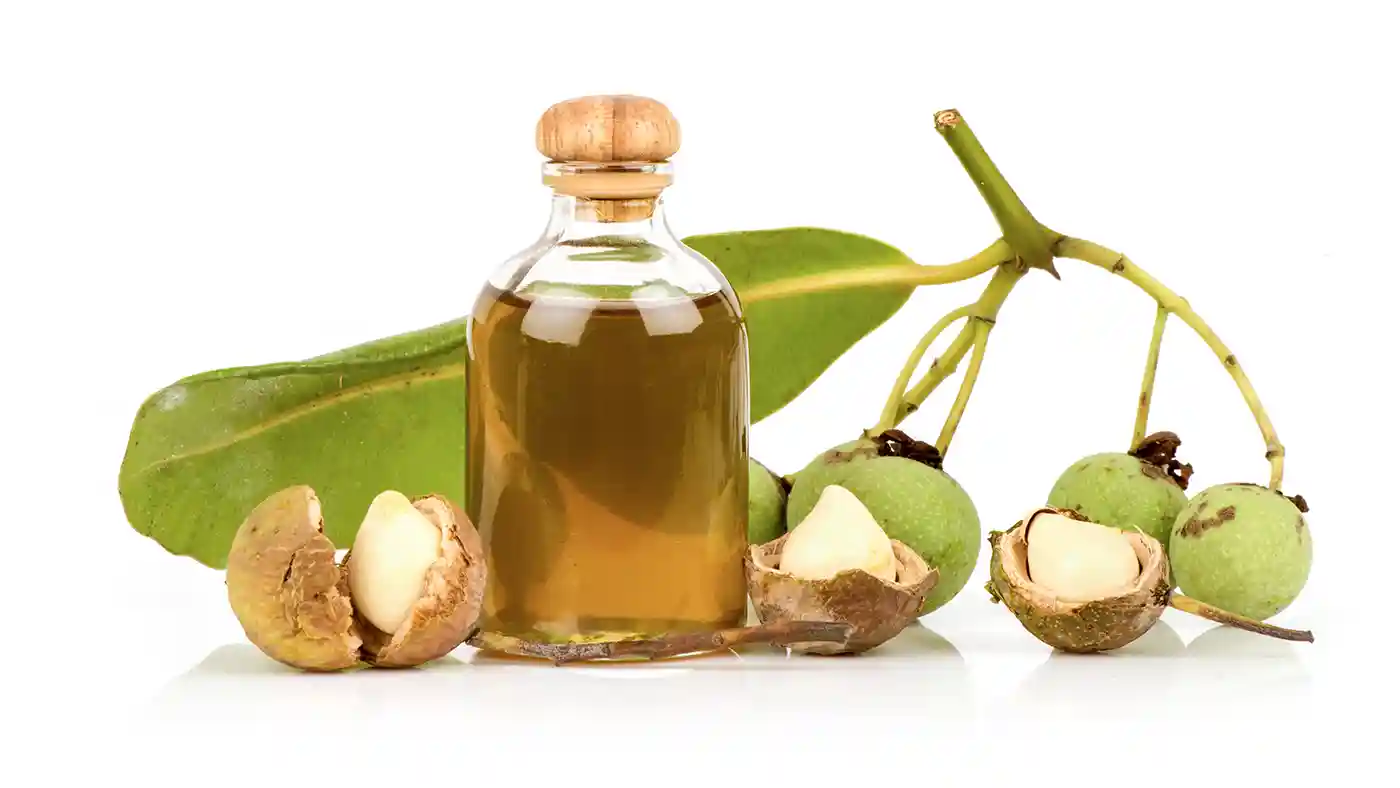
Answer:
[{"xmin": 466, "ymin": 95, "xmax": 750, "ymax": 647}]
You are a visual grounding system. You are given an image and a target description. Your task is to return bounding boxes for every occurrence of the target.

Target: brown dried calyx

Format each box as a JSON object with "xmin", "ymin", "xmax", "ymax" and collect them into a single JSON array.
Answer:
[
  {"xmin": 1131, "ymin": 431, "xmax": 1193, "ymax": 490},
  {"xmin": 225, "ymin": 486, "xmax": 485, "ymax": 672},
  {"xmin": 745, "ymin": 485, "xmax": 939, "ymax": 655},
  {"xmin": 873, "ymin": 429, "xmax": 944, "ymax": 470},
  {"xmin": 988, "ymin": 507, "xmax": 1314, "ymax": 653}
]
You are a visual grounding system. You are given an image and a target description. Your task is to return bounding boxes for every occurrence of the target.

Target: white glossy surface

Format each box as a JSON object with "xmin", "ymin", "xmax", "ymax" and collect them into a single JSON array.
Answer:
[{"xmin": 20, "ymin": 539, "xmax": 1371, "ymax": 783}]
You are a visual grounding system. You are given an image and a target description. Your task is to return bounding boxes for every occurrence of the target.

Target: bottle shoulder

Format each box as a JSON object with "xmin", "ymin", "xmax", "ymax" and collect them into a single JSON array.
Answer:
[{"xmin": 484, "ymin": 232, "xmax": 739, "ymax": 309}]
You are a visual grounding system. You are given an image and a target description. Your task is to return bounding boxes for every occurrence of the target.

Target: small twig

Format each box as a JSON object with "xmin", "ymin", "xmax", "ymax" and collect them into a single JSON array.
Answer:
[
  {"xmin": 936, "ymin": 319, "xmax": 991, "ymax": 456},
  {"xmin": 1133, "ymin": 304, "xmax": 1170, "ymax": 449},
  {"xmin": 1170, "ymin": 595, "xmax": 1313, "ymax": 643},
  {"xmin": 466, "ymin": 620, "xmax": 855, "ymax": 666}
]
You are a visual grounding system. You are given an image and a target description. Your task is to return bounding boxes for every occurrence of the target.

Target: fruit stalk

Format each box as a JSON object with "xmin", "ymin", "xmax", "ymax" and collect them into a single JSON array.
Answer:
[
  {"xmin": 465, "ymin": 620, "xmax": 855, "ymax": 665},
  {"xmin": 881, "ymin": 265, "xmax": 1024, "ymax": 431},
  {"xmin": 1133, "ymin": 304, "xmax": 1170, "ymax": 449},
  {"xmin": 1170, "ymin": 594, "xmax": 1313, "ymax": 642},
  {"xmin": 936, "ymin": 317, "xmax": 991, "ymax": 455},
  {"xmin": 870, "ymin": 110, "xmax": 1052, "ymax": 436},
  {"xmin": 875, "ymin": 304, "xmax": 976, "ymax": 433},
  {"xmin": 1051, "ymin": 235, "xmax": 1286, "ymax": 490}
]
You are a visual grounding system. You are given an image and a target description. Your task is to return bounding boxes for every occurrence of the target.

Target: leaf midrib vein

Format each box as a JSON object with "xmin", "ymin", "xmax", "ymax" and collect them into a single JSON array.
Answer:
[{"xmin": 128, "ymin": 363, "xmax": 466, "ymax": 479}]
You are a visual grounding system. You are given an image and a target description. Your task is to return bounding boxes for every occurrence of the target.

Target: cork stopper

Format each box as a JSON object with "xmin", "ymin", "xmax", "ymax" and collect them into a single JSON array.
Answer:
[
  {"xmin": 536, "ymin": 95, "xmax": 680, "ymax": 163},
  {"xmin": 536, "ymin": 95, "xmax": 679, "ymax": 221}
]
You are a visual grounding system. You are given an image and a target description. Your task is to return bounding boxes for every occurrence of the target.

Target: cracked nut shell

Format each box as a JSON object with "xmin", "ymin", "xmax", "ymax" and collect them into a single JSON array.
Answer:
[
  {"xmin": 226, "ymin": 486, "xmax": 362, "ymax": 671},
  {"xmin": 349, "ymin": 494, "xmax": 486, "ymax": 668},
  {"xmin": 988, "ymin": 507, "xmax": 1171, "ymax": 653},
  {"xmin": 745, "ymin": 532, "xmax": 939, "ymax": 655}
]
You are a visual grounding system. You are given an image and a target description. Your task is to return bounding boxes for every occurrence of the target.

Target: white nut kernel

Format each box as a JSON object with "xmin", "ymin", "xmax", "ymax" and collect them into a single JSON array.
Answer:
[
  {"xmin": 1026, "ymin": 511, "xmax": 1140, "ymax": 603},
  {"xmin": 780, "ymin": 485, "xmax": 898, "ymax": 582},
  {"xmin": 348, "ymin": 491, "xmax": 444, "ymax": 634}
]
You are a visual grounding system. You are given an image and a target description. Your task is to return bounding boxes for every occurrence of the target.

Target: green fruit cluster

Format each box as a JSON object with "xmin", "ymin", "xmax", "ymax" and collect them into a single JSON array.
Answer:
[
  {"xmin": 1046, "ymin": 437, "xmax": 1312, "ymax": 620},
  {"xmin": 754, "ymin": 427, "xmax": 1314, "ymax": 626}
]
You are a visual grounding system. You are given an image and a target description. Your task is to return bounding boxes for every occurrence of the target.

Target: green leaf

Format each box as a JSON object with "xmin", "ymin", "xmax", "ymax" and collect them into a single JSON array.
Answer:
[
  {"xmin": 119, "ymin": 319, "xmax": 468, "ymax": 568},
  {"xmin": 684, "ymin": 228, "xmax": 917, "ymax": 421},
  {"xmin": 119, "ymin": 228, "xmax": 916, "ymax": 567}
]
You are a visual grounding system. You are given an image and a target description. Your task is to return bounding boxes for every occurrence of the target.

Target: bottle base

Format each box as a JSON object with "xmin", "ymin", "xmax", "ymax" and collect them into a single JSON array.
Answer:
[{"xmin": 469, "ymin": 613, "xmax": 749, "ymax": 662}]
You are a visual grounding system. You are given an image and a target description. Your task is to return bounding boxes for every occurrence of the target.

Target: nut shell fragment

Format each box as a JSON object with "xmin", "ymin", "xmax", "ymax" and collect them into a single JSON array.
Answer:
[
  {"xmin": 226, "ymin": 486, "xmax": 362, "ymax": 671},
  {"xmin": 351, "ymin": 495, "xmax": 486, "ymax": 668},
  {"xmin": 745, "ymin": 533, "xmax": 939, "ymax": 655},
  {"xmin": 989, "ymin": 507, "xmax": 1171, "ymax": 653}
]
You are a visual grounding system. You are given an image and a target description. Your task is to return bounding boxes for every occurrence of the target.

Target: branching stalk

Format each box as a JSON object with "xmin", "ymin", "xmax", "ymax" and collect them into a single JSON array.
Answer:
[
  {"xmin": 874, "ymin": 305, "xmax": 976, "ymax": 434},
  {"xmin": 1133, "ymin": 305, "xmax": 1170, "ymax": 449},
  {"xmin": 886, "ymin": 264, "xmax": 1025, "ymax": 431},
  {"xmin": 1052, "ymin": 235, "xmax": 1285, "ymax": 490},
  {"xmin": 936, "ymin": 318, "xmax": 991, "ymax": 455},
  {"xmin": 864, "ymin": 113, "xmax": 1049, "ymax": 438},
  {"xmin": 935, "ymin": 110, "xmax": 1056, "ymax": 277}
]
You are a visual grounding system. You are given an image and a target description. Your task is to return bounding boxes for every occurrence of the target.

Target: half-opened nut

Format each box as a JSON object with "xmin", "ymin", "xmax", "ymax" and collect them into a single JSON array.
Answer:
[{"xmin": 746, "ymin": 533, "xmax": 938, "ymax": 655}]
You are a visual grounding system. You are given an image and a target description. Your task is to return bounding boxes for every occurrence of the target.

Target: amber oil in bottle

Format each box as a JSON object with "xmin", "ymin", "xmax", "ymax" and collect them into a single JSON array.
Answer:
[{"xmin": 469, "ymin": 286, "xmax": 747, "ymax": 641}]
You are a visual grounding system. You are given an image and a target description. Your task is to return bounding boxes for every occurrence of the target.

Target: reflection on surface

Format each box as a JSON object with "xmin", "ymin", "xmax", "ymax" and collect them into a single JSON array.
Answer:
[
  {"xmin": 1186, "ymin": 624, "xmax": 1310, "ymax": 659},
  {"xmin": 1007, "ymin": 620, "xmax": 1187, "ymax": 721},
  {"xmin": 148, "ymin": 623, "xmax": 972, "ymax": 749},
  {"xmin": 1180, "ymin": 624, "xmax": 1312, "ymax": 704},
  {"xmin": 149, "ymin": 645, "xmax": 469, "ymax": 728},
  {"xmin": 1003, "ymin": 620, "xmax": 1314, "ymax": 726}
]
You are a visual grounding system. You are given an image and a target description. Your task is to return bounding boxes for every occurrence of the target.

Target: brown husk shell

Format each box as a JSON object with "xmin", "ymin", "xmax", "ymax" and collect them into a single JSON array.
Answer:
[
  {"xmin": 745, "ymin": 533, "xmax": 939, "ymax": 655},
  {"xmin": 225, "ymin": 486, "xmax": 362, "ymax": 671},
  {"xmin": 348, "ymin": 494, "xmax": 486, "ymax": 668},
  {"xmin": 988, "ymin": 507, "xmax": 1171, "ymax": 653}
]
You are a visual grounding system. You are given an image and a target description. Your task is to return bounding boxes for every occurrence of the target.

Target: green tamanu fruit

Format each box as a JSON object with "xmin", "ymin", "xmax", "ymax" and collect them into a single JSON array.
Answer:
[
  {"xmin": 748, "ymin": 458, "xmax": 788, "ymax": 544},
  {"xmin": 1168, "ymin": 483, "xmax": 1311, "ymax": 620},
  {"xmin": 1047, "ymin": 431, "xmax": 1192, "ymax": 547},
  {"xmin": 786, "ymin": 430, "xmax": 979, "ymax": 614}
]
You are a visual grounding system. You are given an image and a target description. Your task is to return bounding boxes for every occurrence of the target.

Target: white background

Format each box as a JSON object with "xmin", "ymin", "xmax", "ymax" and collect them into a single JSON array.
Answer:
[{"xmin": 2, "ymin": 1, "xmax": 1394, "ymax": 783}]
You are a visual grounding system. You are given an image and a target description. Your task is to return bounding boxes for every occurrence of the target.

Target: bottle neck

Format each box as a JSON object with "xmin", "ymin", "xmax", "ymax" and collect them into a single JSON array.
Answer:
[
  {"xmin": 540, "ymin": 160, "xmax": 674, "ymax": 231},
  {"xmin": 543, "ymin": 193, "xmax": 676, "ymax": 242},
  {"xmin": 490, "ymin": 186, "xmax": 727, "ymax": 299}
]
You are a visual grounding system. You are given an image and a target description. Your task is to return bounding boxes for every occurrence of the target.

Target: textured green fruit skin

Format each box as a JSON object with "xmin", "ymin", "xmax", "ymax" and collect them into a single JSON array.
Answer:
[
  {"xmin": 747, "ymin": 458, "xmax": 787, "ymax": 544},
  {"xmin": 1047, "ymin": 452, "xmax": 1187, "ymax": 546},
  {"xmin": 1168, "ymin": 483, "xmax": 1311, "ymax": 620},
  {"xmin": 786, "ymin": 442, "xmax": 980, "ymax": 613}
]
